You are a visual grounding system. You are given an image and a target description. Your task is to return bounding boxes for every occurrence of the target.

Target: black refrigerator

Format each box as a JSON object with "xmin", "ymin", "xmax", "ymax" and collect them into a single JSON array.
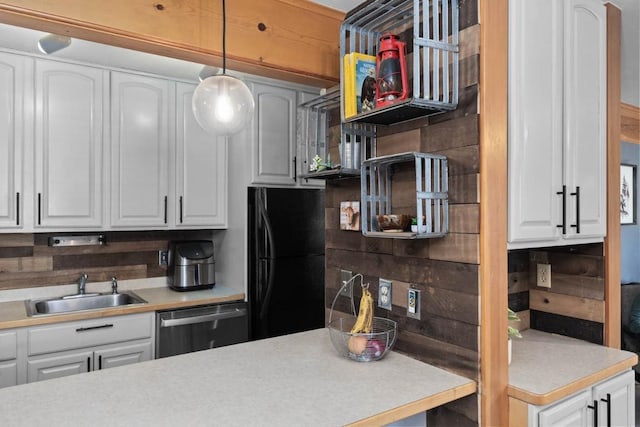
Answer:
[{"xmin": 248, "ymin": 187, "xmax": 325, "ymax": 340}]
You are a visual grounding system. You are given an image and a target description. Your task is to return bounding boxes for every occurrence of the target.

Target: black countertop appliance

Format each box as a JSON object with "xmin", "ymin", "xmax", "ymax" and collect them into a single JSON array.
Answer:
[{"xmin": 248, "ymin": 187, "xmax": 325, "ymax": 340}]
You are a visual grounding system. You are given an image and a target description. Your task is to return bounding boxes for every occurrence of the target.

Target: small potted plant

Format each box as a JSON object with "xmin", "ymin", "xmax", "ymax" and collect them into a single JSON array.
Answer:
[{"xmin": 508, "ymin": 308, "xmax": 522, "ymax": 364}]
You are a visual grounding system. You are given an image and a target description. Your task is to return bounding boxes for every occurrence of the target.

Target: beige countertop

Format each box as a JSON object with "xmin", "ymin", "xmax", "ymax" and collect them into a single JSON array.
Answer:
[
  {"xmin": 0, "ymin": 328, "xmax": 476, "ymax": 427},
  {"xmin": 0, "ymin": 284, "xmax": 245, "ymax": 330},
  {"xmin": 508, "ymin": 329, "xmax": 638, "ymax": 406}
]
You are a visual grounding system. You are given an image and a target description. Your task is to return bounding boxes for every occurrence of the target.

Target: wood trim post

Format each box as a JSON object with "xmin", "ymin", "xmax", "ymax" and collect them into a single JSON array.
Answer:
[
  {"xmin": 479, "ymin": 0, "xmax": 509, "ymax": 425},
  {"xmin": 604, "ymin": 3, "xmax": 621, "ymax": 348}
]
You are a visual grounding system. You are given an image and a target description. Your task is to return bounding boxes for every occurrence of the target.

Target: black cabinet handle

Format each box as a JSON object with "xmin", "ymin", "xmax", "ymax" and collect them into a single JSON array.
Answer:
[
  {"xmin": 98, "ymin": 355, "xmax": 102, "ymax": 370},
  {"xmin": 16, "ymin": 192, "xmax": 19, "ymax": 226},
  {"xmin": 164, "ymin": 195, "xmax": 168, "ymax": 224},
  {"xmin": 87, "ymin": 356, "xmax": 91, "ymax": 371},
  {"xmin": 570, "ymin": 186, "xmax": 580, "ymax": 233},
  {"xmin": 600, "ymin": 393, "xmax": 611, "ymax": 426},
  {"xmin": 37, "ymin": 192, "xmax": 41, "ymax": 225},
  {"xmin": 292, "ymin": 156, "xmax": 297, "ymax": 182},
  {"xmin": 556, "ymin": 185, "xmax": 566, "ymax": 234},
  {"xmin": 76, "ymin": 324, "xmax": 114, "ymax": 332},
  {"xmin": 588, "ymin": 399, "xmax": 598, "ymax": 426},
  {"xmin": 179, "ymin": 196, "xmax": 183, "ymax": 224}
]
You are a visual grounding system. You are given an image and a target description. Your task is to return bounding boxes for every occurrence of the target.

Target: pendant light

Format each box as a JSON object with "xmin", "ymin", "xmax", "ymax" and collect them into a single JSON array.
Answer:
[{"xmin": 192, "ymin": 0, "xmax": 255, "ymax": 136}]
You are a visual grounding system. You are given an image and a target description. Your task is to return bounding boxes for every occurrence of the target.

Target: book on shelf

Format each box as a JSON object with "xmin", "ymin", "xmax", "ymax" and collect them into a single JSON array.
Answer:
[{"xmin": 343, "ymin": 52, "xmax": 377, "ymax": 118}]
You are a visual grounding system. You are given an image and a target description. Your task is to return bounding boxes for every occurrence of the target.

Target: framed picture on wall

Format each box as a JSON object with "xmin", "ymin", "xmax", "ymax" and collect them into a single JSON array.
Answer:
[{"xmin": 620, "ymin": 164, "xmax": 636, "ymax": 225}]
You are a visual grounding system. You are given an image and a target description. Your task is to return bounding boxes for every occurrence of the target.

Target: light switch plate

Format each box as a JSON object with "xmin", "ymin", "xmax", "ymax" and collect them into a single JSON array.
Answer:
[{"xmin": 407, "ymin": 288, "xmax": 421, "ymax": 320}]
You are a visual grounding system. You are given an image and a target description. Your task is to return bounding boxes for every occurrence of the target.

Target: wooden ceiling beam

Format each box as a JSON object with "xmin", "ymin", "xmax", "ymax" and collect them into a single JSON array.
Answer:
[{"xmin": 0, "ymin": 0, "xmax": 343, "ymax": 87}]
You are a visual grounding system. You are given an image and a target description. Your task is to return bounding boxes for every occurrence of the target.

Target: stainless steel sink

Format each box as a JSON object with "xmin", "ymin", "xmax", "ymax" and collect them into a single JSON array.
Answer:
[{"xmin": 25, "ymin": 291, "xmax": 147, "ymax": 316}]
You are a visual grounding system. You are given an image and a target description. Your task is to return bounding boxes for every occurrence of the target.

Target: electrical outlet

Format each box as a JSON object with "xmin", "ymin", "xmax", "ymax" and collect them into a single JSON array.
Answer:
[
  {"xmin": 537, "ymin": 263, "xmax": 551, "ymax": 288},
  {"xmin": 378, "ymin": 279, "xmax": 392, "ymax": 310},
  {"xmin": 158, "ymin": 250, "xmax": 168, "ymax": 266},
  {"xmin": 407, "ymin": 288, "xmax": 421, "ymax": 320},
  {"xmin": 340, "ymin": 270, "xmax": 353, "ymax": 298}
]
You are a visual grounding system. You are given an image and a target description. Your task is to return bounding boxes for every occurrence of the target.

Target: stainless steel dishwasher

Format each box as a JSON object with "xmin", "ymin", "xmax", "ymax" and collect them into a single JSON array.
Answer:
[{"xmin": 155, "ymin": 301, "xmax": 248, "ymax": 358}]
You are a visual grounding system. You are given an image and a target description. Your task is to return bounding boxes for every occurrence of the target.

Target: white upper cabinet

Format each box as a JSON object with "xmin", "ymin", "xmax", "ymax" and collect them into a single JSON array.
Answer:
[
  {"xmin": 0, "ymin": 52, "xmax": 29, "ymax": 230},
  {"xmin": 34, "ymin": 59, "xmax": 106, "ymax": 229},
  {"xmin": 508, "ymin": 0, "xmax": 606, "ymax": 249},
  {"xmin": 110, "ymin": 71, "xmax": 173, "ymax": 228},
  {"xmin": 175, "ymin": 82, "xmax": 227, "ymax": 227},
  {"xmin": 250, "ymin": 81, "xmax": 297, "ymax": 186}
]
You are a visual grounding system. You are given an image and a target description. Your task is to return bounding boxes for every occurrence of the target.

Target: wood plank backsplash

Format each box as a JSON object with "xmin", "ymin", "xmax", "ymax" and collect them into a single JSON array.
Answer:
[
  {"xmin": 325, "ymin": 4, "xmax": 480, "ymax": 425},
  {"xmin": 0, "ymin": 230, "xmax": 213, "ymax": 291},
  {"xmin": 508, "ymin": 243, "xmax": 605, "ymax": 344}
]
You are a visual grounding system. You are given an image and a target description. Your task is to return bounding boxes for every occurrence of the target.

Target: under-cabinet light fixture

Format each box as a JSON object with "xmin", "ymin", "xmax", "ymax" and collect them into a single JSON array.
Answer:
[
  {"xmin": 37, "ymin": 34, "xmax": 71, "ymax": 55},
  {"xmin": 192, "ymin": 0, "xmax": 254, "ymax": 136}
]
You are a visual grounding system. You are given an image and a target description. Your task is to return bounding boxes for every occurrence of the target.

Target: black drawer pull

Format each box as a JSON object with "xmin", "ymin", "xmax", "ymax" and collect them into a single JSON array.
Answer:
[
  {"xmin": 76, "ymin": 324, "xmax": 114, "ymax": 332},
  {"xmin": 570, "ymin": 186, "xmax": 580, "ymax": 233},
  {"xmin": 600, "ymin": 393, "xmax": 611, "ymax": 427},
  {"xmin": 16, "ymin": 192, "xmax": 20, "ymax": 226}
]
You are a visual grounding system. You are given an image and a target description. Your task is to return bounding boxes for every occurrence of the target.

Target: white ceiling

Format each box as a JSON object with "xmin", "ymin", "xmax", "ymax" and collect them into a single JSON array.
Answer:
[{"xmin": 0, "ymin": 0, "xmax": 636, "ymax": 105}]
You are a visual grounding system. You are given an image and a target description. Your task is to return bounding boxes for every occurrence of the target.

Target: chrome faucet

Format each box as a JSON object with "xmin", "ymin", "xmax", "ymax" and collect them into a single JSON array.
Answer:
[
  {"xmin": 78, "ymin": 273, "xmax": 88, "ymax": 295},
  {"xmin": 111, "ymin": 276, "xmax": 118, "ymax": 294}
]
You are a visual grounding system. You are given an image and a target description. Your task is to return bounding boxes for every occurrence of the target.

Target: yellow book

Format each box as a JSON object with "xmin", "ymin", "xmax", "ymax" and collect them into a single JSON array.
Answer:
[
  {"xmin": 350, "ymin": 52, "xmax": 377, "ymax": 114},
  {"xmin": 343, "ymin": 53, "xmax": 356, "ymax": 118}
]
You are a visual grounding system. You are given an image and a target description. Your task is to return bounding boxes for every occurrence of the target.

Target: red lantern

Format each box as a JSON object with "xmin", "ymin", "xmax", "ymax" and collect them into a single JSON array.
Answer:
[{"xmin": 375, "ymin": 34, "xmax": 409, "ymax": 108}]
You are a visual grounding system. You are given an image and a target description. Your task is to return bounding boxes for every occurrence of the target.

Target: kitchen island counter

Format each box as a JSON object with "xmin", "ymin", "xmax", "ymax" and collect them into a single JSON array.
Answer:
[{"xmin": 0, "ymin": 328, "xmax": 476, "ymax": 427}]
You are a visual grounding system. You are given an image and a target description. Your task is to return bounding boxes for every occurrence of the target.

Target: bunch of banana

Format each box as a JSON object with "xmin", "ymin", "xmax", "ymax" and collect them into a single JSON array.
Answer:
[{"xmin": 350, "ymin": 288, "xmax": 374, "ymax": 334}]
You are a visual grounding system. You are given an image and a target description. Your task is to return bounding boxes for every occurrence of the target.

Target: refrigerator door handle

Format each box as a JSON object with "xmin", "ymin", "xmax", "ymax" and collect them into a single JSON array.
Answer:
[{"xmin": 258, "ymin": 188, "xmax": 277, "ymax": 322}]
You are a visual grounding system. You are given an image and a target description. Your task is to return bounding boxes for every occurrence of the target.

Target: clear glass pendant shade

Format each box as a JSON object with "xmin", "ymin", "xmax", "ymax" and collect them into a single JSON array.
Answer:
[{"xmin": 192, "ymin": 74, "xmax": 255, "ymax": 136}]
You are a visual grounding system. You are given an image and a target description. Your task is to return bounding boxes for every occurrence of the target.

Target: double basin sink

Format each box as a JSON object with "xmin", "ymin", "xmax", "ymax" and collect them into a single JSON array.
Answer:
[{"xmin": 25, "ymin": 291, "xmax": 147, "ymax": 316}]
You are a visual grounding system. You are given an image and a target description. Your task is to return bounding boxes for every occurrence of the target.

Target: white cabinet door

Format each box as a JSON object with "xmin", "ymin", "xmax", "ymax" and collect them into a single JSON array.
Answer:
[
  {"xmin": 110, "ymin": 71, "xmax": 172, "ymax": 228},
  {"xmin": 94, "ymin": 341, "xmax": 152, "ymax": 370},
  {"xmin": 562, "ymin": 0, "xmax": 607, "ymax": 241},
  {"xmin": 0, "ymin": 361, "xmax": 17, "ymax": 388},
  {"xmin": 592, "ymin": 370, "xmax": 634, "ymax": 427},
  {"xmin": 537, "ymin": 389, "xmax": 592, "ymax": 427},
  {"xmin": 175, "ymin": 82, "xmax": 227, "ymax": 227},
  {"xmin": 27, "ymin": 350, "xmax": 92, "ymax": 383},
  {"xmin": 250, "ymin": 81, "xmax": 297, "ymax": 186},
  {"xmin": 34, "ymin": 59, "xmax": 106, "ymax": 229},
  {"xmin": 508, "ymin": 0, "xmax": 563, "ymax": 245},
  {"xmin": 508, "ymin": 0, "xmax": 606, "ymax": 248},
  {"xmin": 0, "ymin": 52, "xmax": 29, "ymax": 230}
]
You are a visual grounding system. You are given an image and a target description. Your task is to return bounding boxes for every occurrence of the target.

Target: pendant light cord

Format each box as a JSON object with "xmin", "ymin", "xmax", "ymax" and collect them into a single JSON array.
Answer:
[{"xmin": 222, "ymin": 0, "xmax": 227, "ymax": 74}]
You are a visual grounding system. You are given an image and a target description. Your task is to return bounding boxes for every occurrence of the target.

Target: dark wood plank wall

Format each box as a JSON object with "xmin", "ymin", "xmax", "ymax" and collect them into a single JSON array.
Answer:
[
  {"xmin": 0, "ymin": 230, "xmax": 213, "ymax": 290},
  {"xmin": 508, "ymin": 243, "xmax": 605, "ymax": 344},
  {"xmin": 326, "ymin": 3, "xmax": 480, "ymax": 425}
]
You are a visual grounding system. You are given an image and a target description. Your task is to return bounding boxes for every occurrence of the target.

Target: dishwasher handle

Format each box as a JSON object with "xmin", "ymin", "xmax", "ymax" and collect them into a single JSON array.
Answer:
[{"xmin": 160, "ymin": 307, "xmax": 247, "ymax": 328}]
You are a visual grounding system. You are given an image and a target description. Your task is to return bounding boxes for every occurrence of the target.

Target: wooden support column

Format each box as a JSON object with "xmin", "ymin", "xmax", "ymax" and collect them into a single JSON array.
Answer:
[
  {"xmin": 621, "ymin": 102, "xmax": 640, "ymax": 144},
  {"xmin": 0, "ymin": 0, "xmax": 342, "ymax": 86},
  {"xmin": 604, "ymin": 3, "xmax": 622, "ymax": 348},
  {"xmin": 479, "ymin": 0, "xmax": 508, "ymax": 425}
]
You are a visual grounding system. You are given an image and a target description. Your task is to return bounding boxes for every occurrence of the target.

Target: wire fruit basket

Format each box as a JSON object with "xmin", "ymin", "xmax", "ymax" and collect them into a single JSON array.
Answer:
[{"xmin": 327, "ymin": 274, "xmax": 397, "ymax": 362}]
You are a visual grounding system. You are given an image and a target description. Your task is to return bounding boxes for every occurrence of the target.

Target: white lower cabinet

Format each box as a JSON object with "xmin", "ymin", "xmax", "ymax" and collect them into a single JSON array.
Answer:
[
  {"xmin": 25, "ymin": 312, "xmax": 154, "ymax": 384},
  {"xmin": 526, "ymin": 370, "xmax": 634, "ymax": 427},
  {"xmin": 27, "ymin": 341, "xmax": 152, "ymax": 382},
  {"xmin": 0, "ymin": 329, "xmax": 18, "ymax": 388}
]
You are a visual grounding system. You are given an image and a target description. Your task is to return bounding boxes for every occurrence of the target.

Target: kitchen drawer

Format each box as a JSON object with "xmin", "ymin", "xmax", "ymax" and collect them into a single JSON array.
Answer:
[
  {"xmin": 27, "ymin": 313, "xmax": 153, "ymax": 356},
  {"xmin": 0, "ymin": 330, "xmax": 17, "ymax": 361}
]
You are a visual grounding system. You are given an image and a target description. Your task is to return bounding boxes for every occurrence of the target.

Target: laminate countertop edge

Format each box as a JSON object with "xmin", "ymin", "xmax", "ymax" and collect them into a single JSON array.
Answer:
[
  {"xmin": 0, "ymin": 285, "xmax": 245, "ymax": 329},
  {"xmin": 508, "ymin": 329, "xmax": 638, "ymax": 406}
]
